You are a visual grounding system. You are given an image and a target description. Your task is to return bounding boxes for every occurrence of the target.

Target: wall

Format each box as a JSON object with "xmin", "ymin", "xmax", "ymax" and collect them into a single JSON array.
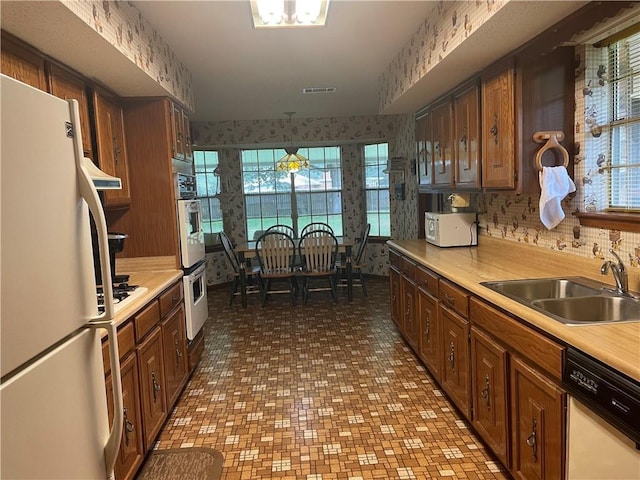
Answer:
[
  {"xmin": 60, "ymin": 0, "xmax": 194, "ymax": 110},
  {"xmin": 192, "ymin": 115, "xmax": 415, "ymax": 286}
]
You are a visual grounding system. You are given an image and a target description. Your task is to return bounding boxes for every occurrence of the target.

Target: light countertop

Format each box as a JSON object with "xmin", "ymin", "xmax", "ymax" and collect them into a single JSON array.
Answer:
[{"xmin": 388, "ymin": 237, "xmax": 640, "ymax": 382}]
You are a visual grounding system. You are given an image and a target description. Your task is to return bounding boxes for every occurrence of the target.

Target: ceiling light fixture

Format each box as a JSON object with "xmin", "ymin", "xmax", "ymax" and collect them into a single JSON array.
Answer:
[
  {"xmin": 276, "ymin": 112, "xmax": 309, "ymax": 173},
  {"xmin": 250, "ymin": 0, "xmax": 330, "ymax": 28}
]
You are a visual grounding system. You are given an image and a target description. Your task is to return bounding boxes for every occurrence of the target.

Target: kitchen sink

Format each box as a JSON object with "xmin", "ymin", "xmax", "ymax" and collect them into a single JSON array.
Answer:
[
  {"xmin": 532, "ymin": 296, "xmax": 640, "ymax": 324},
  {"xmin": 482, "ymin": 277, "xmax": 602, "ymax": 302},
  {"xmin": 481, "ymin": 277, "xmax": 640, "ymax": 325}
]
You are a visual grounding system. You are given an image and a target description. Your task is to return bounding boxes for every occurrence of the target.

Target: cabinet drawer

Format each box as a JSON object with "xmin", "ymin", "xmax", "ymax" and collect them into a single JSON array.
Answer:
[
  {"xmin": 102, "ymin": 321, "xmax": 135, "ymax": 376},
  {"xmin": 401, "ymin": 257, "xmax": 416, "ymax": 281},
  {"xmin": 135, "ymin": 300, "xmax": 161, "ymax": 341},
  {"xmin": 470, "ymin": 298, "xmax": 564, "ymax": 381},
  {"xmin": 416, "ymin": 265, "xmax": 439, "ymax": 297},
  {"xmin": 439, "ymin": 279, "xmax": 469, "ymax": 318},
  {"xmin": 389, "ymin": 250, "xmax": 402, "ymax": 269},
  {"xmin": 159, "ymin": 282, "xmax": 183, "ymax": 318}
]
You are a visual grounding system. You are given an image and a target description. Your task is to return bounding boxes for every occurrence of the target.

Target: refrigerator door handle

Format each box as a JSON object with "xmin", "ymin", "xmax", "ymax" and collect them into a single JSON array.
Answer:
[
  {"xmin": 69, "ymin": 98, "xmax": 123, "ymax": 480},
  {"xmin": 90, "ymin": 320, "xmax": 123, "ymax": 480}
]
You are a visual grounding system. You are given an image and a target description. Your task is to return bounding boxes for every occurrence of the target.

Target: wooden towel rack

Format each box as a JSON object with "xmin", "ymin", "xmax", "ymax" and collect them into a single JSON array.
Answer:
[{"xmin": 533, "ymin": 131, "xmax": 569, "ymax": 171}]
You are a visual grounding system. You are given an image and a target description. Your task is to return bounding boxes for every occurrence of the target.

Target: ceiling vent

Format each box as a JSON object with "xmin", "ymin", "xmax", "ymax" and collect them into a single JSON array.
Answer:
[{"xmin": 302, "ymin": 87, "xmax": 336, "ymax": 94}]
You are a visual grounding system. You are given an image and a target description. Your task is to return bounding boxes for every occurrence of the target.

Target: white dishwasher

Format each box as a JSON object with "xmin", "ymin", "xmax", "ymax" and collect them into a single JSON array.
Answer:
[{"xmin": 564, "ymin": 348, "xmax": 640, "ymax": 479}]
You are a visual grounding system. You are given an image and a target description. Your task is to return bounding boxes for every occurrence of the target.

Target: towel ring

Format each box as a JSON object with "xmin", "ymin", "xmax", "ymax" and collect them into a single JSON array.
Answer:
[{"xmin": 533, "ymin": 131, "xmax": 569, "ymax": 171}]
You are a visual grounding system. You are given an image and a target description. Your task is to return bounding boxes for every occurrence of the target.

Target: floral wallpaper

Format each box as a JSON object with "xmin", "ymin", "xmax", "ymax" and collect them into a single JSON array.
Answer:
[
  {"xmin": 60, "ymin": 0, "xmax": 194, "ymax": 110},
  {"xmin": 379, "ymin": 0, "xmax": 508, "ymax": 112},
  {"xmin": 192, "ymin": 115, "xmax": 414, "ymax": 286}
]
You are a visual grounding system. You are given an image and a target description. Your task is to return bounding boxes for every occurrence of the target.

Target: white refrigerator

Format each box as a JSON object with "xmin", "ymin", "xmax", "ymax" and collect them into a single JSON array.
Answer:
[{"xmin": 1, "ymin": 75, "xmax": 124, "ymax": 479}]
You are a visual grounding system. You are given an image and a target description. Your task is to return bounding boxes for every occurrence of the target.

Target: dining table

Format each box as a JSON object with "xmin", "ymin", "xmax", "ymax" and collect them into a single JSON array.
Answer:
[{"xmin": 235, "ymin": 237, "xmax": 354, "ymax": 307}]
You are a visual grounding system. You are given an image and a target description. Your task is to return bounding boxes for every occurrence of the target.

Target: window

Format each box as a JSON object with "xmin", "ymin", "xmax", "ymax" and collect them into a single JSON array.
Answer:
[
  {"xmin": 242, "ymin": 147, "xmax": 342, "ymax": 240},
  {"xmin": 606, "ymin": 30, "xmax": 640, "ymax": 211},
  {"xmin": 194, "ymin": 150, "xmax": 224, "ymax": 246},
  {"xmin": 363, "ymin": 143, "xmax": 390, "ymax": 237}
]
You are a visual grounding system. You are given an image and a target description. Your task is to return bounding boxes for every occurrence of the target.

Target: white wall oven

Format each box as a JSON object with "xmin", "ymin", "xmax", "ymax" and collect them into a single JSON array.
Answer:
[
  {"xmin": 175, "ymin": 173, "xmax": 208, "ymax": 340},
  {"xmin": 183, "ymin": 262, "xmax": 207, "ymax": 341},
  {"xmin": 177, "ymin": 198, "xmax": 205, "ymax": 269}
]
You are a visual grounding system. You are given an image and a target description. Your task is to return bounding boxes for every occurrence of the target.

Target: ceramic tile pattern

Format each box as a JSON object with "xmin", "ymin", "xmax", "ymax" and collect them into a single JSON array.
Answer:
[{"xmin": 152, "ymin": 279, "xmax": 508, "ymax": 479}]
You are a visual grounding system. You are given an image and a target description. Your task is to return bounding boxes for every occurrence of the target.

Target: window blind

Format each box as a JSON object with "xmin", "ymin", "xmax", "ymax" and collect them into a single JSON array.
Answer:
[{"xmin": 607, "ymin": 30, "xmax": 640, "ymax": 211}]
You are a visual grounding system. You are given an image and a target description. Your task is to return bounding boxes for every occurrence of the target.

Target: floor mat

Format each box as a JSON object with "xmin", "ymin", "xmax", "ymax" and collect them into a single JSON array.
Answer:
[{"xmin": 136, "ymin": 447, "xmax": 223, "ymax": 480}]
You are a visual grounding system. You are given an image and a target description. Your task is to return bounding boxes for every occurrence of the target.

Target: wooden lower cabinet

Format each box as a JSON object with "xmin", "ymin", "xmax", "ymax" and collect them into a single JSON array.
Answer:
[
  {"xmin": 440, "ymin": 305, "xmax": 471, "ymax": 419},
  {"xmin": 137, "ymin": 326, "xmax": 168, "ymax": 450},
  {"xmin": 510, "ymin": 355, "xmax": 565, "ymax": 480},
  {"xmin": 402, "ymin": 273, "xmax": 419, "ymax": 349},
  {"xmin": 417, "ymin": 286, "xmax": 441, "ymax": 381},
  {"xmin": 106, "ymin": 353, "xmax": 144, "ymax": 480},
  {"xmin": 162, "ymin": 304, "xmax": 189, "ymax": 409},
  {"xmin": 390, "ymin": 266, "xmax": 402, "ymax": 330},
  {"xmin": 471, "ymin": 326, "xmax": 509, "ymax": 467}
]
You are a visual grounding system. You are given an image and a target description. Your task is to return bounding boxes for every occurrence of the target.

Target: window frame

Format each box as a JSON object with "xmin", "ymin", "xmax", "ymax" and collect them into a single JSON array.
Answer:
[
  {"xmin": 363, "ymin": 143, "xmax": 391, "ymax": 239},
  {"xmin": 193, "ymin": 150, "xmax": 224, "ymax": 252},
  {"xmin": 241, "ymin": 147, "xmax": 343, "ymax": 240}
]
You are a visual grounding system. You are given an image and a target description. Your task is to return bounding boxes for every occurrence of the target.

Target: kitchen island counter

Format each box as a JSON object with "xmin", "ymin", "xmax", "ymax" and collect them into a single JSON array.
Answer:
[{"xmin": 388, "ymin": 236, "xmax": 640, "ymax": 382}]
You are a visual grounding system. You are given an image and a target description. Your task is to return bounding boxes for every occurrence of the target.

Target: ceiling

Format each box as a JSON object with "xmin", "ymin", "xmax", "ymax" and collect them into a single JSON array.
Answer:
[{"xmin": 1, "ymin": 1, "xmax": 589, "ymax": 122}]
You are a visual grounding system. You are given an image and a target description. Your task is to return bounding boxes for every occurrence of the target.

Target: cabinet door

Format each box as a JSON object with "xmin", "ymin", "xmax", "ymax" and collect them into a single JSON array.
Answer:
[
  {"xmin": 511, "ymin": 355, "xmax": 565, "ymax": 480},
  {"xmin": 0, "ymin": 33, "xmax": 47, "ymax": 90},
  {"xmin": 432, "ymin": 100, "xmax": 454, "ymax": 188},
  {"xmin": 162, "ymin": 304, "xmax": 189, "ymax": 409},
  {"xmin": 418, "ymin": 287, "xmax": 440, "ymax": 381},
  {"xmin": 93, "ymin": 90, "xmax": 132, "ymax": 207},
  {"xmin": 390, "ymin": 267, "xmax": 402, "ymax": 330},
  {"xmin": 454, "ymin": 82, "xmax": 481, "ymax": 189},
  {"xmin": 171, "ymin": 103, "xmax": 185, "ymax": 160},
  {"xmin": 402, "ymin": 274, "xmax": 418, "ymax": 349},
  {"xmin": 440, "ymin": 305, "xmax": 471, "ymax": 419},
  {"xmin": 47, "ymin": 64, "xmax": 93, "ymax": 158},
  {"xmin": 416, "ymin": 113, "xmax": 432, "ymax": 187},
  {"xmin": 182, "ymin": 109, "xmax": 193, "ymax": 163},
  {"xmin": 471, "ymin": 326, "xmax": 509, "ymax": 468},
  {"xmin": 482, "ymin": 61, "xmax": 516, "ymax": 189},
  {"xmin": 106, "ymin": 353, "xmax": 144, "ymax": 480},
  {"xmin": 137, "ymin": 327, "xmax": 167, "ymax": 450}
]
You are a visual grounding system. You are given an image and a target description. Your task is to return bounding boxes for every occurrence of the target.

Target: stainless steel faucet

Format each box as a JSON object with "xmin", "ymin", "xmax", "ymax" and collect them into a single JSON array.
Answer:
[{"xmin": 601, "ymin": 249, "xmax": 629, "ymax": 296}]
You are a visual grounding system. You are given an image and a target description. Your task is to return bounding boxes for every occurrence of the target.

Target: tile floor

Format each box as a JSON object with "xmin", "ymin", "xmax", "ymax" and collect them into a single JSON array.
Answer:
[{"xmin": 152, "ymin": 278, "xmax": 509, "ymax": 479}]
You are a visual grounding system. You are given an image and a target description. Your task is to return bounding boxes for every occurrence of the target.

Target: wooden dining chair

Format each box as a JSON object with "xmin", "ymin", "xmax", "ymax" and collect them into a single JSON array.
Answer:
[
  {"xmin": 255, "ymin": 231, "xmax": 298, "ymax": 305},
  {"xmin": 300, "ymin": 222, "xmax": 333, "ymax": 237},
  {"xmin": 220, "ymin": 232, "xmax": 262, "ymax": 305},
  {"xmin": 299, "ymin": 229, "xmax": 339, "ymax": 304},
  {"xmin": 337, "ymin": 223, "xmax": 370, "ymax": 296}
]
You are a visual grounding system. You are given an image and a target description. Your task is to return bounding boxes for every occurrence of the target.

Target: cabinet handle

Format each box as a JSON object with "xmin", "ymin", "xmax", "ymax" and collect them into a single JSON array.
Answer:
[
  {"xmin": 490, "ymin": 113, "xmax": 498, "ymax": 145},
  {"xmin": 448, "ymin": 341, "xmax": 455, "ymax": 369},
  {"xmin": 460, "ymin": 128, "xmax": 468, "ymax": 153},
  {"xmin": 526, "ymin": 417, "xmax": 538, "ymax": 463},
  {"xmin": 151, "ymin": 371, "xmax": 161, "ymax": 402},
  {"xmin": 175, "ymin": 338, "xmax": 183, "ymax": 367},
  {"xmin": 424, "ymin": 314, "xmax": 431, "ymax": 339},
  {"xmin": 123, "ymin": 406, "xmax": 134, "ymax": 446},
  {"xmin": 444, "ymin": 293, "xmax": 455, "ymax": 306},
  {"xmin": 480, "ymin": 374, "xmax": 490, "ymax": 407}
]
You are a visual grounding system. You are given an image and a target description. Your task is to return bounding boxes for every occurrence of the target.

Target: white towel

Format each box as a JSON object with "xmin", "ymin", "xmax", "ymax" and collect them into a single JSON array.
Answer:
[{"xmin": 538, "ymin": 166, "xmax": 576, "ymax": 229}]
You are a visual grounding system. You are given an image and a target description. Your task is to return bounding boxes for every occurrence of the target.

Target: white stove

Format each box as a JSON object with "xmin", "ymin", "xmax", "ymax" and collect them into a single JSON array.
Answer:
[{"xmin": 97, "ymin": 285, "xmax": 148, "ymax": 313}]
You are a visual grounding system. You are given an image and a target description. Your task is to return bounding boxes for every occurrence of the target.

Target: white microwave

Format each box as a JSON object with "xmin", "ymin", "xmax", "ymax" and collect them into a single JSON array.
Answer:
[{"xmin": 425, "ymin": 212, "xmax": 478, "ymax": 247}]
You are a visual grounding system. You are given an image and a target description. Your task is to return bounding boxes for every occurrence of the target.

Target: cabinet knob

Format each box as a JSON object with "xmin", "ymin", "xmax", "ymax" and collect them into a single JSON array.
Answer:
[
  {"xmin": 448, "ymin": 341, "xmax": 455, "ymax": 369},
  {"xmin": 123, "ymin": 406, "xmax": 134, "ymax": 446},
  {"xmin": 526, "ymin": 417, "xmax": 538, "ymax": 462},
  {"xmin": 480, "ymin": 374, "xmax": 490, "ymax": 407},
  {"xmin": 151, "ymin": 371, "xmax": 161, "ymax": 402}
]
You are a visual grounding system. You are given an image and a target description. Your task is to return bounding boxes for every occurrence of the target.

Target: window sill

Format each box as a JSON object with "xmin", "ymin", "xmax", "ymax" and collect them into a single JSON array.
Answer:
[{"xmin": 574, "ymin": 211, "xmax": 640, "ymax": 233}]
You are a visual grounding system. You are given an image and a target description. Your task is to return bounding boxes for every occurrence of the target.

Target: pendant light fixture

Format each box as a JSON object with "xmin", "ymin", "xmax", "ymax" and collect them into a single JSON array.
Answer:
[{"xmin": 276, "ymin": 112, "xmax": 309, "ymax": 173}]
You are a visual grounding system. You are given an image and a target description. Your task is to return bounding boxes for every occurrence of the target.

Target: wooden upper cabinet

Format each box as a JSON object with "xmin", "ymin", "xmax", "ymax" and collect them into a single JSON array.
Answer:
[
  {"xmin": 182, "ymin": 109, "xmax": 193, "ymax": 163},
  {"xmin": 47, "ymin": 64, "xmax": 93, "ymax": 158},
  {"xmin": 416, "ymin": 113, "xmax": 433, "ymax": 187},
  {"xmin": 431, "ymin": 99, "xmax": 454, "ymax": 188},
  {"xmin": 1, "ymin": 32, "xmax": 47, "ymax": 90},
  {"xmin": 482, "ymin": 59, "xmax": 517, "ymax": 189},
  {"xmin": 454, "ymin": 81, "xmax": 481, "ymax": 189},
  {"xmin": 93, "ymin": 90, "xmax": 132, "ymax": 208}
]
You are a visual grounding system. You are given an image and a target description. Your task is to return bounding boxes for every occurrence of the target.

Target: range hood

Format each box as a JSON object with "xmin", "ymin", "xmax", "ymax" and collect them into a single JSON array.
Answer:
[{"xmin": 81, "ymin": 157, "xmax": 122, "ymax": 190}]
